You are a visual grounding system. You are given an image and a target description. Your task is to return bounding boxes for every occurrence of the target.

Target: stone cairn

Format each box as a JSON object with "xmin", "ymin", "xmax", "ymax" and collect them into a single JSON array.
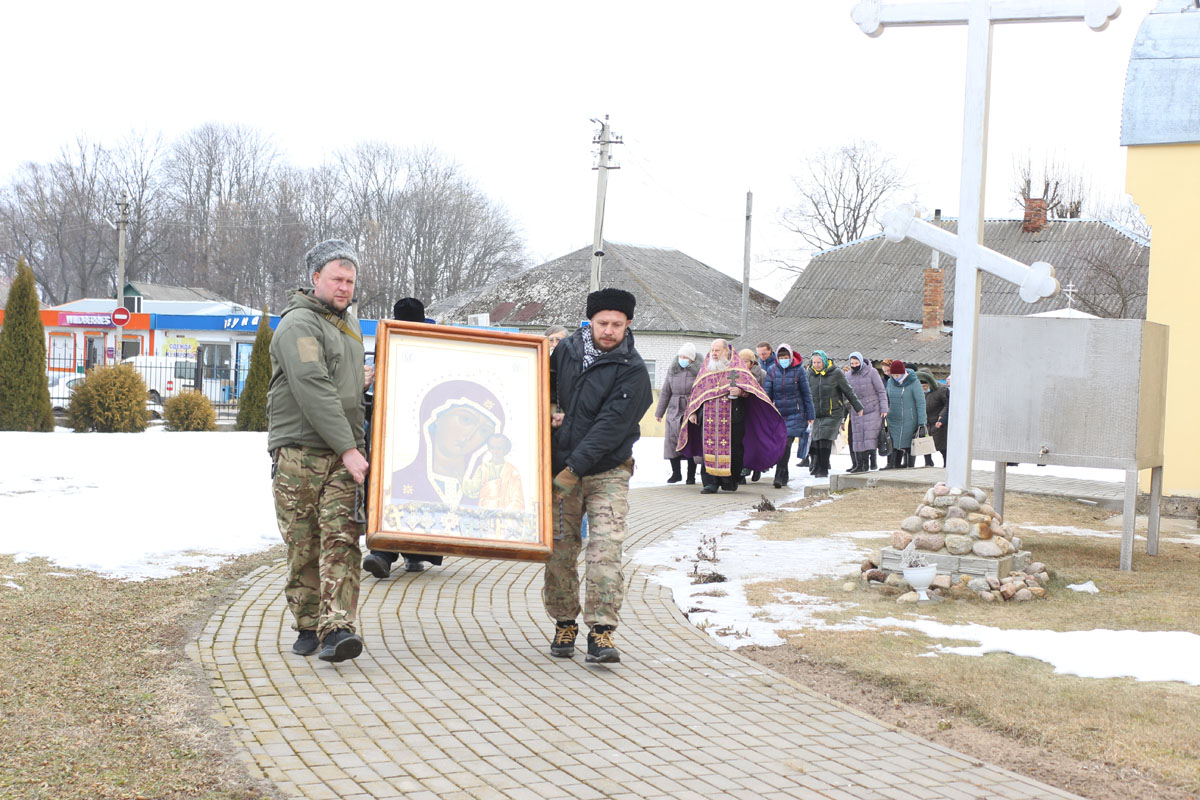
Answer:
[{"xmin": 860, "ymin": 482, "xmax": 1051, "ymax": 603}]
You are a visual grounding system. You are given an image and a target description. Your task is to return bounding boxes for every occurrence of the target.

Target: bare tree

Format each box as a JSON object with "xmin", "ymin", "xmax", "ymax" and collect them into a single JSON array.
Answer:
[
  {"xmin": 1063, "ymin": 231, "xmax": 1149, "ymax": 319},
  {"xmin": 777, "ymin": 140, "xmax": 908, "ymax": 261},
  {"xmin": 1012, "ymin": 153, "xmax": 1092, "ymax": 219}
]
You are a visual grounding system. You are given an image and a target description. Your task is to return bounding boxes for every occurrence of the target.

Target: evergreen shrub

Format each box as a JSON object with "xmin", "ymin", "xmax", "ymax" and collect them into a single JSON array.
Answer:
[
  {"xmin": 0, "ymin": 260, "xmax": 55, "ymax": 431},
  {"xmin": 68, "ymin": 364, "xmax": 150, "ymax": 433},
  {"xmin": 164, "ymin": 391, "xmax": 216, "ymax": 432},
  {"xmin": 235, "ymin": 308, "xmax": 272, "ymax": 431}
]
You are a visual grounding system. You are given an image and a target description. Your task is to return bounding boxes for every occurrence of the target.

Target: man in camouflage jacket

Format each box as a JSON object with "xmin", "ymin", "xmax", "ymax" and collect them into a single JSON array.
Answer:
[{"xmin": 268, "ymin": 239, "xmax": 370, "ymax": 663}]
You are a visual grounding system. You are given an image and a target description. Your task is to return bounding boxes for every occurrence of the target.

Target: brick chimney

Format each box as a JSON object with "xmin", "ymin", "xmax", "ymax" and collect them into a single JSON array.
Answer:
[
  {"xmin": 920, "ymin": 209, "xmax": 944, "ymax": 337},
  {"xmin": 1022, "ymin": 196, "xmax": 1048, "ymax": 233}
]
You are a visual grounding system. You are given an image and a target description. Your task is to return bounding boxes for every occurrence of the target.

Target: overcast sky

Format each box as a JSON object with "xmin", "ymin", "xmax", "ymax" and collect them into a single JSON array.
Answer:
[{"xmin": 3, "ymin": 0, "xmax": 1157, "ymax": 298}]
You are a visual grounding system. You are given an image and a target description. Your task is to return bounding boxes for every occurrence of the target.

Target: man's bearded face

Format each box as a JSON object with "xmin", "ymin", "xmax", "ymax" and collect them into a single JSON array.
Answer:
[{"xmin": 708, "ymin": 340, "xmax": 730, "ymax": 370}]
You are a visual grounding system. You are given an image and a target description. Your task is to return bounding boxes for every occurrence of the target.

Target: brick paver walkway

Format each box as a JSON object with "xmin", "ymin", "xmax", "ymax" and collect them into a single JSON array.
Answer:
[{"xmin": 193, "ymin": 485, "xmax": 1085, "ymax": 800}]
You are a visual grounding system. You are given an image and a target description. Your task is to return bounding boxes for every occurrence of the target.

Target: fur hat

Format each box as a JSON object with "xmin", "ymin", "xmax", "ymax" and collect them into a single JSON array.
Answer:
[
  {"xmin": 305, "ymin": 239, "xmax": 358, "ymax": 273},
  {"xmin": 677, "ymin": 342, "xmax": 697, "ymax": 360},
  {"xmin": 889, "ymin": 359, "xmax": 907, "ymax": 376},
  {"xmin": 393, "ymin": 297, "xmax": 426, "ymax": 322},
  {"xmin": 586, "ymin": 287, "xmax": 636, "ymax": 321}
]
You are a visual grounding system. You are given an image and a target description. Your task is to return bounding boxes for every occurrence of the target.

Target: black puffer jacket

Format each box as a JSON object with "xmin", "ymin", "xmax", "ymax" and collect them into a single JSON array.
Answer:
[{"xmin": 550, "ymin": 328, "xmax": 653, "ymax": 476}]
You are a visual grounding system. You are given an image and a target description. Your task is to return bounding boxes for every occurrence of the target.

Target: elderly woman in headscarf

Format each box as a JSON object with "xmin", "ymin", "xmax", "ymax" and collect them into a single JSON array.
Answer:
[
  {"xmin": 843, "ymin": 352, "xmax": 888, "ymax": 473},
  {"xmin": 883, "ymin": 359, "xmax": 928, "ymax": 469},
  {"xmin": 654, "ymin": 342, "xmax": 701, "ymax": 484},
  {"xmin": 915, "ymin": 368, "xmax": 948, "ymax": 467},
  {"xmin": 806, "ymin": 350, "xmax": 863, "ymax": 478},
  {"xmin": 762, "ymin": 344, "xmax": 815, "ymax": 488}
]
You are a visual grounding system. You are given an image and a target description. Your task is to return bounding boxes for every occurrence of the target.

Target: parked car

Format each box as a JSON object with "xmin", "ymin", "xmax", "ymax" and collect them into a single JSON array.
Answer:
[
  {"xmin": 121, "ymin": 355, "xmax": 223, "ymax": 404},
  {"xmin": 48, "ymin": 374, "xmax": 87, "ymax": 415}
]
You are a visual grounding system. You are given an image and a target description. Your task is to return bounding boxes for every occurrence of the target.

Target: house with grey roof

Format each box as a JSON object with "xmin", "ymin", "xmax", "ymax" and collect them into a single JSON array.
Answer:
[
  {"xmin": 429, "ymin": 242, "xmax": 779, "ymax": 385},
  {"xmin": 747, "ymin": 205, "xmax": 1150, "ymax": 369}
]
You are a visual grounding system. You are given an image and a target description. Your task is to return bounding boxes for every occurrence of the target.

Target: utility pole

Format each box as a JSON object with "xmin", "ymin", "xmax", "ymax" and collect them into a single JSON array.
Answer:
[
  {"xmin": 741, "ymin": 191, "xmax": 752, "ymax": 335},
  {"xmin": 114, "ymin": 190, "xmax": 130, "ymax": 364},
  {"xmin": 589, "ymin": 116, "xmax": 622, "ymax": 292}
]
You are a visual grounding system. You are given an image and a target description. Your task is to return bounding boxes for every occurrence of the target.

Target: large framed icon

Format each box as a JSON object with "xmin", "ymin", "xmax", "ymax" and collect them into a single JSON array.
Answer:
[{"xmin": 366, "ymin": 321, "xmax": 552, "ymax": 562}]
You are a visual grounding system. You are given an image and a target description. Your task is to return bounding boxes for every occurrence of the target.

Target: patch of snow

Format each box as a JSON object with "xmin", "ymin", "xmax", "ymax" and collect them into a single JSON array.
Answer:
[
  {"xmin": 1017, "ymin": 525, "xmax": 1126, "ymax": 540},
  {"xmin": 873, "ymin": 617, "xmax": 1200, "ymax": 685},
  {"xmin": 2, "ymin": 582, "xmax": 22, "ymax": 591},
  {"xmin": 1067, "ymin": 581, "xmax": 1100, "ymax": 594}
]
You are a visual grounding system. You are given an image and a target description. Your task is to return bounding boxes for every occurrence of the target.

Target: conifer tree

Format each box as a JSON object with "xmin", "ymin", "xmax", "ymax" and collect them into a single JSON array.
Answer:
[
  {"xmin": 235, "ymin": 307, "xmax": 273, "ymax": 431},
  {"xmin": 0, "ymin": 260, "xmax": 54, "ymax": 431}
]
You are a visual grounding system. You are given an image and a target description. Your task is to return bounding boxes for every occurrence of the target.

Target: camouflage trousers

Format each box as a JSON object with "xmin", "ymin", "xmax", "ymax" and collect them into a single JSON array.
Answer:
[
  {"xmin": 542, "ymin": 463, "xmax": 632, "ymax": 629},
  {"xmin": 272, "ymin": 445, "xmax": 363, "ymax": 641}
]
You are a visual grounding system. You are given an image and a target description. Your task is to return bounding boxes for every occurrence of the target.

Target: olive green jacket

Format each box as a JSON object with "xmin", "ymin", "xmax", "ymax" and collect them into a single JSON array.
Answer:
[{"xmin": 266, "ymin": 289, "xmax": 366, "ymax": 455}]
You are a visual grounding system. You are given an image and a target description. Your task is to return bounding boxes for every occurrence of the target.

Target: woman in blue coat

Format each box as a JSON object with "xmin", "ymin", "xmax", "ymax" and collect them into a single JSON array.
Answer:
[
  {"xmin": 883, "ymin": 359, "xmax": 927, "ymax": 469},
  {"xmin": 762, "ymin": 344, "xmax": 815, "ymax": 488}
]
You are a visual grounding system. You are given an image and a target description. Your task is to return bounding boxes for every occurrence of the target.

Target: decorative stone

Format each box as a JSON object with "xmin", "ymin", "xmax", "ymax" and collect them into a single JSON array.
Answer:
[
  {"xmin": 945, "ymin": 506, "xmax": 966, "ymax": 519},
  {"xmin": 944, "ymin": 534, "xmax": 973, "ymax": 555},
  {"xmin": 974, "ymin": 539, "xmax": 1007, "ymax": 558},
  {"xmin": 870, "ymin": 549, "xmax": 882, "ymax": 567},
  {"xmin": 897, "ymin": 591, "xmax": 919, "ymax": 603},
  {"xmin": 901, "ymin": 516, "xmax": 924, "ymax": 533},
  {"xmin": 921, "ymin": 520, "xmax": 943, "ymax": 533},
  {"xmin": 1011, "ymin": 536, "xmax": 1023, "ymax": 550},
  {"xmin": 973, "ymin": 522, "xmax": 991, "ymax": 540},
  {"xmin": 865, "ymin": 568, "xmax": 887, "ymax": 583},
  {"xmin": 932, "ymin": 483, "xmax": 951, "ymax": 496},
  {"xmin": 967, "ymin": 577, "xmax": 990, "ymax": 592},
  {"xmin": 932, "ymin": 575, "xmax": 952, "ymax": 590},
  {"xmin": 1000, "ymin": 582, "xmax": 1018, "ymax": 600},
  {"xmin": 979, "ymin": 590, "xmax": 996, "ymax": 602},
  {"xmin": 1029, "ymin": 586, "xmax": 1046, "ymax": 598},
  {"xmin": 979, "ymin": 503, "xmax": 996, "ymax": 518},
  {"xmin": 924, "ymin": 488, "xmax": 937, "ymax": 505},
  {"xmin": 967, "ymin": 512, "xmax": 989, "ymax": 524},
  {"xmin": 932, "ymin": 495, "xmax": 957, "ymax": 508},
  {"xmin": 957, "ymin": 496, "xmax": 981, "ymax": 512},
  {"xmin": 1014, "ymin": 588, "xmax": 1034, "ymax": 602},
  {"xmin": 986, "ymin": 576, "xmax": 1001, "ymax": 590},
  {"xmin": 885, "ymin": 573, "xmax": 908, "ymax": 588},
  {"xmin": 991, "ymin": 590, "xmax": 1004, "ymax": 602},
  {"xmin": 913, "ymin": 533, "xmax": 945, "ymax": 551},
  {"xmin": 1037, "ymin": 571, "xmax": 1050, "ymax": 585},
  {"xmin": 918, "ymin": 505, "xmax": 945, "ymax": 520},
  {"xmin": 942, "ymin": 518, "xmax": 969, "ymax": 535},
  {"xmin": 1027, "ymin": 561, "xmax": 1046, "ymax": 575},
  {"xmin": 843, "ymin": 582, "xmax": 857, "ymax": 593},
  {"xmin": 972, "ymin": 488, "xmax": 988, "ymax": 504},
  {"xmin": 992, "ymin": 537, "xmax": 1013, "ymax": 556},
  {"xmin": 892, "ymin": 531, "xmax": 913, "ymax": 550},
  {"xmin": 949, "ymin": 487, "xmax": 963, "ymax": 496},
  {"xmin": 990, "ymin": 522, "xmax": 1008, "ymax": 539},
  {"xmin": 861, "ymin": 558, "xmax": 874, "ymax": 572}
]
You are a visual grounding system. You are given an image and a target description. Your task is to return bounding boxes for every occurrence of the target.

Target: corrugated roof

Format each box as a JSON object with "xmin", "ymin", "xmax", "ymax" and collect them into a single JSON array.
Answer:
[
  {"xmin": 1122, "ymin": 4, "xmax": 1200, "ymax": 146},
  {"xmin": 126, "ymin": 281, "xmax": 241, "ymax": 304},
  {"xmin": 733, "ymin": 317, "xmax": 954, "ymax": 367},
  {"xmin": 775, "ymin": 218, "xmax": 1149, "ymax": 322},
  {"xmin": 429, "ymin": 242, "xmax": 779, "ymax": 335}
]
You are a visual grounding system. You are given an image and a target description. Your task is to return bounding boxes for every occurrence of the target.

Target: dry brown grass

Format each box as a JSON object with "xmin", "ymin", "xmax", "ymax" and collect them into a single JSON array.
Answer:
[
  {"xmin": 738, "ymin": 486, "xmax": 1200, "ymax": 797},
  {"xmin": 0, "ymin": 552, "xmax": 282, "ymax": 800}
]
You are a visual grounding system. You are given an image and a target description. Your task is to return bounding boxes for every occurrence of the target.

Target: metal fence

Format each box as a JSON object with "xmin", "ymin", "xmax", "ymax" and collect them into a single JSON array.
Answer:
[{"xmin": 47, "ymin": 355, "xmax": 249, "ymax": 419}]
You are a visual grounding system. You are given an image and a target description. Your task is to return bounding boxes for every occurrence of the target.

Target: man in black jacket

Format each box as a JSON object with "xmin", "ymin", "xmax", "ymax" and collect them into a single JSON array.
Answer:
[{"xmin": 543, "ymin": 288, "xmax": 652, "ymax": 664}]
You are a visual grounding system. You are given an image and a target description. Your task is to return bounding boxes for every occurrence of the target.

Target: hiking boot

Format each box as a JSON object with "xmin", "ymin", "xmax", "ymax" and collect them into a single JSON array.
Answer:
[
  {"xmin": 362, "ymin": 552, "xmax": 391, "ymax": 579},
  {"xmin": 292, "ymin": 629, "xmax": 319, "ymax": 656},
  {"xmin": 550, "ymin": 620, "xmax": 578, "ymax": 658},
  {"xmin": 586, "ymin": 626, "xmax": 620, "ymax": 664},
  {"xmin": 318, "ymin": 629, "xmax": 363, "ymax": 663}
]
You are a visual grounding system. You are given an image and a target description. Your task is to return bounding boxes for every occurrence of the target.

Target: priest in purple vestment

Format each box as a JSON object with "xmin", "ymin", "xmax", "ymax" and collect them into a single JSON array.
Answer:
[{"xmin": 677, "ymin": 339, "xmax": 787, "ymax": 494}]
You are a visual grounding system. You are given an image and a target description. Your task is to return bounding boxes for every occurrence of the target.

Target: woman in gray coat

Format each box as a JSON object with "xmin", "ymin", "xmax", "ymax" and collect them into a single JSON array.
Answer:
[
  {"xmin": 655, "ymin": 342, "xmax": 701, "ymax": 483},
  {"xmin": 844, "ymin": 352, "xmax": 888, "ymax": 473}
]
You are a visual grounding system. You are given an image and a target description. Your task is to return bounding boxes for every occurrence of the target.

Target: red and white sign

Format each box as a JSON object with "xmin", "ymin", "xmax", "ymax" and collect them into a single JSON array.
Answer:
[{"xmin": 111, "ymin": 307, "xmax": 131, "ymax": 327}]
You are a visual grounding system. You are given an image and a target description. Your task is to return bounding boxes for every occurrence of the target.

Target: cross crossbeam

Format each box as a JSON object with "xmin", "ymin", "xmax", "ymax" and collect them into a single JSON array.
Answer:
[{"xmin": 852, "ymin": 0, "xmax": 1120, "ymax": 36}]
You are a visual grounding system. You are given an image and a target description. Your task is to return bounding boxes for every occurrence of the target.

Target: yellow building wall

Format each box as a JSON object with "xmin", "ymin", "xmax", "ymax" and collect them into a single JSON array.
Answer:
[{"xmin": 1126, "ymin": 143, "xmax": 1200, "ymax": 496}]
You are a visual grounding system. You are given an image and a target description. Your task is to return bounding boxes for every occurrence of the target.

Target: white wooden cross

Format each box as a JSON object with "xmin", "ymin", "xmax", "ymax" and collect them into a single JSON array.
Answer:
[{"xmin": 851, "ymin": 0, "xmax": 1120, "ymax": 490}]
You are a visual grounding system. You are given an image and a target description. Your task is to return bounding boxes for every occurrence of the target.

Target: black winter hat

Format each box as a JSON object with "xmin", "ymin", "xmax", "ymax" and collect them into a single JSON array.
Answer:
[
  {"xmin": 393, "ymin": 297, "xmax": 426, "ymax": 322},
  {"xmin": 586, "ymin": 287, "xmax": 636, "ymax": 321},
  {"xmin": 305, "ymin": 239, "xmax": 359, "ymax": 272}
]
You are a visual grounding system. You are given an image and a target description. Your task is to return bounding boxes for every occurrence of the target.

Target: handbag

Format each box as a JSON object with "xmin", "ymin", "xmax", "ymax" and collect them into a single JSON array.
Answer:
[
  {"xmin": 910, "ymin": 425, "xmax": 936, "ymax": 457},
  {"xmin": 877, "ymin": 421, "xmax": 892, "ymax": 457}
]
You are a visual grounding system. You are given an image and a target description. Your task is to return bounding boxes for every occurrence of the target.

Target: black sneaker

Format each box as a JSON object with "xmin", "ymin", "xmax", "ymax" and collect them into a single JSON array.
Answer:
[
  {"xmin": 404, "ymin": 558, "xmax": 428, "ymax": 573},
  {"xmin": 586, "ymin": 626, "xmax": 620, "ymax": 664},
  {"xmin": 318, "ymin": 629, "xmax": 363, "ymax": 663},
  {"xmin": 550, "ymin": 620, "xmax": 578, "ymax": 658},
  {"xmin": 292, "ymin": 629, "xmax": 319, "ymax": 656},
  {"xmin": 362, "ymin": 552, "xmax": 391, "ymax": 579},
  {"xmin": 700, "ymin": 485, "xmax": 718, "ymax": 494}
]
